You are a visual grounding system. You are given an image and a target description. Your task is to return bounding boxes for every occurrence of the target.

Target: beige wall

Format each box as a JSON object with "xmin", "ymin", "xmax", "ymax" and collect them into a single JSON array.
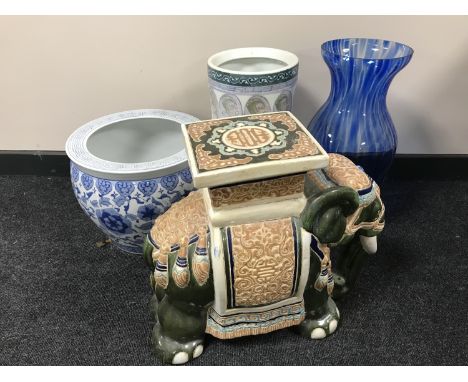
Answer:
[{"xmin": 1, "ymin": 16, "xmax": 467, "ymax": 154}]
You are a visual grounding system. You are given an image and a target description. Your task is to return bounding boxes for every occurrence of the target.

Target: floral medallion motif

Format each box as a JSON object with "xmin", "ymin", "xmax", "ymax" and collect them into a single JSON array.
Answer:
[
  {"xmin": 179, "ymin": 168, "xmax": 192, "ymax": 184},
  {"xmin": 219, "ymin": 94, "xmax": 242, "ymax": 118},
  {"xmin": 222, "ymin": 125, "xmax": 275, "ymax": 149},
  {"xmin": 207, "ymin": 121, "xmax": 288, "ymax": 157},
  {"xmin": 137, "ymin": 179, "xmax": 159, "ymax": 197},
  {"xmin": 160, "ymin": 175, "xmax": 179, "ymax": 192},
  {"xmin": 184, "ymin": 112, "xmax": 322, "ymax": 175},
  {"xmin": 70, "ymin": 162, "xmax": 194, "ymax": 254},
  {"xmin": 115, "ymin": 181, "xmax": 135, "ymax": 195},
  {"xmin": 97, "ymin": 179, "xmax": 113, "ymax": 195},
  {"xmin": 81, "ymin": 174, "xmax": 94, "ymax": 190},
  {"xmin": 96, "ymin": 208, "xmax": 133, "ymax": 235},
  {"xmin": 244, "ymin": 95, "xmax": 272, "ymax": 114},
  {"xmin": 274, "ymin": 91, "xmax": 292, "ymax": 111},
  {"xmin": 137, "ymin": 204, "xmax": 161, "ymax": 221}
]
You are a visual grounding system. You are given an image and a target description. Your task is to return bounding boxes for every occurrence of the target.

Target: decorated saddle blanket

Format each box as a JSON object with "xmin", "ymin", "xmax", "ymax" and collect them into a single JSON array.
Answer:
[
  {"xmin": 206, "ymin": 216, "xmax": 307, "ymax": 339},
  {"xmin": 147, "ymin": 191, "xmax": 308, "ymax": 339},
  {"xmin": 219, "ymin": 217, "xmax": 302, "ymax": 309}
]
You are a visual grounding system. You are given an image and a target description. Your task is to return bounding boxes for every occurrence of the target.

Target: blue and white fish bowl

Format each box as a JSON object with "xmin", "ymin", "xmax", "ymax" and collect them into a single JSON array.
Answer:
[
  {"xmin": 207, "ymin": 47, "xmax": 299, "ymax": 118},
  {"xmin": 65, "ymin": 109, "xmax": 199, "ymax": 254}
]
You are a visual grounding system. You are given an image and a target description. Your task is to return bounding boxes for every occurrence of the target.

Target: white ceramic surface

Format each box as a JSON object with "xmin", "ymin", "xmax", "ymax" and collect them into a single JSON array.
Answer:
[
  {"xmin": 66, "ymin": 109, "xmax": 198, "ymax": 181},
  {"xmin": 65, "ymin": 109, "xmax": 199, "ymax": 254},
  {"xmin": 208, "ymin": 47, "xmax": 298, "ymax": 76}
]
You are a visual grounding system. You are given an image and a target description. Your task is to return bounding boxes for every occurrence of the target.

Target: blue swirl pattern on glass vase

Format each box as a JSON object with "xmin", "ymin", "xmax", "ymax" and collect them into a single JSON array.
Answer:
[{"xmin": 308, "ymin": 38, "xmax": 413, "ymax": 184}]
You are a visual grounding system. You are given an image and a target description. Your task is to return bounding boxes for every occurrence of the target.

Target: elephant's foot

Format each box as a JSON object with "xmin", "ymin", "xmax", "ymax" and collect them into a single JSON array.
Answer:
[
  {"xmin": 296, "ymin": 297, "xmax": 340, "ymax": 340},
  {"xmin": 153, "ymin": 296, "xmax": 208, "ymax": 364},
  {"xmin": 152, "ymin": 323, "xmax": 204, "ymax": 364}
]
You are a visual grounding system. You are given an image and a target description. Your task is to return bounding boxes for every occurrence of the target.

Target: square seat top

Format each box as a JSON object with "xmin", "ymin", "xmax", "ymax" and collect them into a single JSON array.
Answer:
[{"xmin": 182, "ymin": 111, "xmax": 329, "ymax": 188}]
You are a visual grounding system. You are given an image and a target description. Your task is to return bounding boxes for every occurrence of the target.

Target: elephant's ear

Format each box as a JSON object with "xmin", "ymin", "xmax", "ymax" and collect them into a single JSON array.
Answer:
[{"xmin": 301, "ymin": 186, "xmax": 360, "ymax": 244}]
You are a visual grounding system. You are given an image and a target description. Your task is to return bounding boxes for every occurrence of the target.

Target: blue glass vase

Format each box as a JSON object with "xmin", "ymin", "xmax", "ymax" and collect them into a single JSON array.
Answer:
[{"xmin": 308, "ymin": 38, "xmax": 413, "ymax": 184}]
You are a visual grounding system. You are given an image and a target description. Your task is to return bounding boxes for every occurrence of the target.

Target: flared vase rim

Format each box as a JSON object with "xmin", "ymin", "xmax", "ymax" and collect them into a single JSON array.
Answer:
[
  {"xmin": 207, "ymin": 47, "xmax": 299, "ymax": 76},
  {"xmin": 321, "ymin": 38, "xmax": 414, "ymax": 61}
]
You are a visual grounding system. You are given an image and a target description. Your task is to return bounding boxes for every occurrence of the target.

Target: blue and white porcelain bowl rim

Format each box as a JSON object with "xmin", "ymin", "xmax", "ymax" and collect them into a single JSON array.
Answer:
[
  {"xmin": 65, "ymin": 109, "xmax": 199, "ymax": 181},
  {"xmin": 321, "ymin": 38, "xmax": 414, "ymax": 61},
  {"xmin": 207, "ymin": 47, "xmax": 299, "ymax": 76}
]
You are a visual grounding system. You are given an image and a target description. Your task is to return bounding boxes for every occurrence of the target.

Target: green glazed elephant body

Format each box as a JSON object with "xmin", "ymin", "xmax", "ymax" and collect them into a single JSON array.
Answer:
[{"xmin": 143, "ymin": 154, "xmax": 385, "ymax": 364}]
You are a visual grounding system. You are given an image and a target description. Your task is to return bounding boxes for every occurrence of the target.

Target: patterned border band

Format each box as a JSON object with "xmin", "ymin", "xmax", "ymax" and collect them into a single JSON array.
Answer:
[{"xmin": 207, "ymin": 65, "xmax": 299, "ymax": 87}]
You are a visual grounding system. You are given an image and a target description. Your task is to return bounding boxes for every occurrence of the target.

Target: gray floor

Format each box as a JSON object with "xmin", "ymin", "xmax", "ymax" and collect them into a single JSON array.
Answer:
[{"xmin": 0, "ymin": 175, "xmax": 467, "ymax": 365}]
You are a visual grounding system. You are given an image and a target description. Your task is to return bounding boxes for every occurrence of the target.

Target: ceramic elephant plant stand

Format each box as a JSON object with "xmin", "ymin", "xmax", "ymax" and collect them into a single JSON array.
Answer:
[{"xmin": 142, "ymin": 112, "xmax": 385, "ymax": 364}]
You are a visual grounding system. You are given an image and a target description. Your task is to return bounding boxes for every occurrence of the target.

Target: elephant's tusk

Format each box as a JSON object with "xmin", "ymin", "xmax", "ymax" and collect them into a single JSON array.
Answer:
[{"xmin": 359, "ymin": 235, "xmax": 378, "ymax": 254}]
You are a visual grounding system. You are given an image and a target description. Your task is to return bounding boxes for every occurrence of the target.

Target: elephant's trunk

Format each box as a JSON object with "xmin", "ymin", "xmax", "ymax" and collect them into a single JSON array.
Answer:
[{"xmin": 301, "ymin": 186, "xmax": 360, "ymax": 245}]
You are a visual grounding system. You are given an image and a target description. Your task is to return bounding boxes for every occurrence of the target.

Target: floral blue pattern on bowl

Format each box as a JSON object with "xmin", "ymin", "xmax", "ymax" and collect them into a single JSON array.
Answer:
[
  {"xmin": 71, "ymin": 162, "xmax": 193, "ymax": 254},
  {"xmin": 65, "ymin": 109, "xmax": 199, "ymax": 254}
]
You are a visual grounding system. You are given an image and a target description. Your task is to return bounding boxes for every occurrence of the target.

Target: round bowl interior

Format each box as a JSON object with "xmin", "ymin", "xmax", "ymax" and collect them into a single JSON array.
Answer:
[
  {"xmin": 218, "ymin": 57, "xmax": 288, "ymax": 72},
  {"xmin": 66, "ymin": 109, "xmax": 199, "ymax": 180},
  {"xmin": 208, "ymin": 47, "xmax": 299, "ymax": 75},
  {"xmin": 86, "ymin": 117, "xmax": 185, "ymax": 164},
  {"xmin": 322, "ymin": 38, "xmax": 414, "ymax": 60}
]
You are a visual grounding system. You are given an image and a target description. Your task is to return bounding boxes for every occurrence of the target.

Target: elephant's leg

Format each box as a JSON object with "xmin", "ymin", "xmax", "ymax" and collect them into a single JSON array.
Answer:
[
  {"xmin": 332, "ymin": 234, "xmax": 377, "ymax": 299},
  {"xmin": 296, "ymin": 252, "xmax": 340, "ymax": 340},
  {"xmin": 145, "ymin": 240, "xmax": 163, "ymax": 322},
  {"xmin": 148, "ymin": 273, "xmax": 165, "ymax": 322},
  {"xmin": 152, "ymin": 295, "xmax": 207, "ymax": 364}
]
